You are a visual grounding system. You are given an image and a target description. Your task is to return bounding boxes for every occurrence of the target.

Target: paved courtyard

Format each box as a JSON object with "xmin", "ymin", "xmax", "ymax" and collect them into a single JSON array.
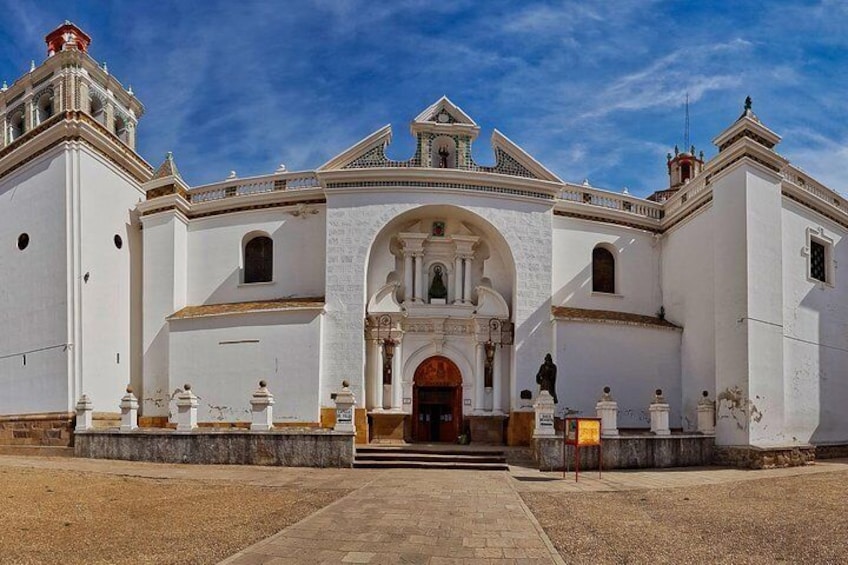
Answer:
[{"xmin": 1, "ymin": 455, "xmax": 847, "ymax": 564}]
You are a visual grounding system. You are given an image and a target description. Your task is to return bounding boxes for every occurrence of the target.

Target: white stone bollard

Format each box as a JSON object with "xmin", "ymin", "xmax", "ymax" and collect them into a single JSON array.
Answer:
[
  {"xmin": 75, "ymin": 394, "xmax": 93, "ymax": 432},
  {"xmin": 250, "ymin": 380, "xmax": 275, "ymax": 431},
  {"xmin": 119, "ymin": 386, "xmax": 138, "ymax": 432},
  {"xmin": 697, "ymin": 390, "xmax": 716, "ymax": 435},
  {"xmin": 176, "ymin": 383, "xmax": 199, "ymax": 432},
  {"xmin": 649, "ymin": 388, "xmax": 671, "ymax": 436},
  {"xmin": 533, "ymin": 390, "xmax": 556, "ymax": 437},
  {"xmin": 595, "ymin": 386, "xmax": 619, "ymax": 437},
  {"xmin": 333, "ymin": 380, "xmax": 356, "ymax": 433}
]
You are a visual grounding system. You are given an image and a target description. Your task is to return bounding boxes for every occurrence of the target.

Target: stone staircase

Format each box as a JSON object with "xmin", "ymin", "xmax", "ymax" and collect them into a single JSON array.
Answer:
[{"xmin": 353, "ymin": 445, "xmax": 509, "ymax": 470}]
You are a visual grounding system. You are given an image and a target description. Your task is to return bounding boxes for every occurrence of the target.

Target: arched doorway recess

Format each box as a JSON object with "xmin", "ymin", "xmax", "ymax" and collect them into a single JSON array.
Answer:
[{"xmin": 413, "ymin": 356, "xmax": 462, "ymax": 442}]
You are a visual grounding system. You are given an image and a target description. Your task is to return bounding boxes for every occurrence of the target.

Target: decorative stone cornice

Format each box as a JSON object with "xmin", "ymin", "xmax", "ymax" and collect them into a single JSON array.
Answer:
[{"xmin": 0, "ymin": 110, "xmax": 151, "ymax": 183}]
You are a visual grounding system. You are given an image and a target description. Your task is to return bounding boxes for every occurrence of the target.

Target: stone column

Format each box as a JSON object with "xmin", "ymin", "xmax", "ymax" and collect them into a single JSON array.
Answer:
[
  {"xmin": 334, "ymin": 381, "xmax": 356, "ymax": 433},
  {"xmin": 250, "ymin": 380, "xmax": 274, "ymax": 431},
  {"xmin": 595, "ymin": 386, "xmax": 619, "ymax": 437},
  {"xmin": 462, "ymin": 258, "xmax": 472, "ymax": 304},
  {"xmin": 176, "ymin": 384, "xmax": 199, "ymax": 432},
  {"xmin": 649, "ymin": 389, "xmax": 671, "ymax": 436},
  {"xmin": 371, "ymin": 339, "xmax": 383, "ymax": 411},
  {"xmin": 474, "ymin": 342, "xmax": 485, "ymax": 413},
  {"xmin": 75, "ymin": 394, "xmax": 93, "ymax": 432},
  {"xmin": 454, "ymin": 256, "xmax": 463, "ymax": 303},
  {"xmin": 697, "ymin": 391, "xmax": 716, "ymax": 435},
  {"xmin": 393, "ymin": 337, "xmax": 403, "ymax": 410},
  {"xmin": 533, "ymin": 390, "xmax": 556, "ymax": 437},
  {"xmin": 119, "ymin": 386, "xmax": 138, "ymax": 432},
  {"xmin": 404, "ymin": 254, "xmax": 414, "ymax": 303},
  {"xmin": 414, "ymin": 254, "xmax": 424, "ymax": 303},
  {"xmin": 492, "ymin": 347, "xmax": 503, "ymax": 414}
]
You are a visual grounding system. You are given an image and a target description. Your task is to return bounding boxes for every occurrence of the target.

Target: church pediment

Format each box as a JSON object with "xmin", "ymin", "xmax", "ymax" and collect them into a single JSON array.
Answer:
[{"xmin": 413, "ymin": 96, "xmax": 478, "ymax": 127}]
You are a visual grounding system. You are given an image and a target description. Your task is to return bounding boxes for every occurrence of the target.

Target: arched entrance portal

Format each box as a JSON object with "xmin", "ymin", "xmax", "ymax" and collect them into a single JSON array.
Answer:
[{"xmin": 413, "ymin": 356, "xmax": 462, "ymax": 442}]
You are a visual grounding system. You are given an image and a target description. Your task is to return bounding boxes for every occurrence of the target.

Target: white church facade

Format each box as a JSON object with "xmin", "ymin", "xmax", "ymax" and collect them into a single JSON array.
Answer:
[{"xmin": 1, "ymin": 24, "xmax": 846, "ymax": 459}]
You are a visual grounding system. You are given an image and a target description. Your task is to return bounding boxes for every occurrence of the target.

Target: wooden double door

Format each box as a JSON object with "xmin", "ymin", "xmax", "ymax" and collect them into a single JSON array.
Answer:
[{"xmin": 412, "ymin": 356, "xmax": 462, "ymax": 443}]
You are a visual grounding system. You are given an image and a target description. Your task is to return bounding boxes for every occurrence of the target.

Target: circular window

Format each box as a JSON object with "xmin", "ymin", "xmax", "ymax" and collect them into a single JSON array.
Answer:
[
  {"xmin": 17, "ymin": 233, "xmax": 29, "ymax": 250},
  {"xmin": 114, "ymin": 234, "xmax": 123, "ymax": 249}
]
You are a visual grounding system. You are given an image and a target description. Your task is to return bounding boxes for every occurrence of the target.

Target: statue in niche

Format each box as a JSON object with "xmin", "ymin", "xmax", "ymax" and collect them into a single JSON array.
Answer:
[
  {"xmin": 484, "ymin": 341, "xmax": 495, "ymax": 388},
  {"xmin": 429, "ymin": 265, "xmax": 448, "ymax": 301},
  {"xmin": 535, "ymin": 353, "xmax": 558, "ymax": 403},
  {"xmin": 438, "ymin": 145, "xmax": 450, "ymax": 168}
]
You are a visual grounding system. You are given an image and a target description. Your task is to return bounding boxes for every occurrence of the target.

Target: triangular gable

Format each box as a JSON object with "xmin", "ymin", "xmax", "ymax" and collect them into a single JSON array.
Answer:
[
  {"xmin": 413, "ymin": 96, "xmax": 477, "ymax": 126},
  {"xmin": 488, "ymin": 130, "xmax": 562, "ymax": 182},
  {"xmin": 318, "ymin": 125, "xmax": 393, "ymax": 171}
]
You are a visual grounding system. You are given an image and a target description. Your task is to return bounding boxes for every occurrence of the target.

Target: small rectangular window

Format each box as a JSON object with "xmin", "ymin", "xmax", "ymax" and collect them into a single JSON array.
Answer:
[{"xmin": 810, "ymin": 240, "xmax": 827, "ymax": 283}]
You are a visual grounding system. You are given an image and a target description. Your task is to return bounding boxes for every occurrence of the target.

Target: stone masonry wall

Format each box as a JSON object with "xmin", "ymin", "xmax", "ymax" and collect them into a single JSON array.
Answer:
[{"xmin": 0, "ymin": 412, "xmax": 74, "ymax": 447}]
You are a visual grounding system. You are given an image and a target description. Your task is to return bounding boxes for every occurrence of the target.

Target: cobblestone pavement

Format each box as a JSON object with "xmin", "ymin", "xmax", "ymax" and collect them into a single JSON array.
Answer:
[{"xmin": 3, "ymin": 454, "xmax": 847, "ymax": 564}]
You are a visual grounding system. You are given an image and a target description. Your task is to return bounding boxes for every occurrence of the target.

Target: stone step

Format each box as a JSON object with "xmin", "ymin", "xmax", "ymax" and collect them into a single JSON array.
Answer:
[
  {"xmin": 356, "ymin": 446, "xmax": 506, "ymax": 457},
  {"xmin": 0, "ymin": 445, "xmax": 74, "ymax": 457},
  {"xmin": 352, "ymin": 460, "xmax": 508, "ymax": 471},
  {"xmin": 355, "ymin": 452, "xmax": 507, "ymax": 464}
]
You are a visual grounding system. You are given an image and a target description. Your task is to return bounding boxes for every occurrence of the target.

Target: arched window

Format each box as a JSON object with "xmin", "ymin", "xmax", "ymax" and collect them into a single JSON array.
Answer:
[
  {"xmin": 114, "ymin": 114, "xmax": 129, "ymax": 143},
  {"xmin": 592, "ymin": 246, "xmax": 615, "ymax": 294},
  {"xmin": 8, "ymin": 107, "xmax": 25, "ymax": 142},
  {"xmin": 35, "ymin": 89, "xmax": 54, "ymax": 125},
  {"xmin": 244, "ymin": 236, "xmax": 273, "ymax": 283},
  {"xmin": 89, "ymin": 93, "xmax": 105, "ymax": 125}
]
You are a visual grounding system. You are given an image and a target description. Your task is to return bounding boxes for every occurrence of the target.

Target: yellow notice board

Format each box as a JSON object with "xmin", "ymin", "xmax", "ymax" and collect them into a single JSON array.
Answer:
[{"xmin": 565, "ymin": 417, "xmax": 601, "ymax": 446}]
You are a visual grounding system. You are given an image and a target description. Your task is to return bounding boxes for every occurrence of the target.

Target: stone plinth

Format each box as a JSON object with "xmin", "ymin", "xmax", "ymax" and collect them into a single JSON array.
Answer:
[
  {"xmin": 74, "ymin": 428, "xmax": 355, "ymax": 468},
  {"xmin": 250, "ymin": 381, "xmax": 275, "ymax": 432},
  {"xmin": 333, "ymin": 382, "xmax": 356, "ymax": 433},
  {"xmin": 175, "ymin": 385, "xmax": 199, "ymax": 432},
  {"xmin": 697, "ymin": 392, "xmax": 715, "ymax": 435},
  {"xmin": 649, "ymin": 391, "xmax": 670, "ymax": 436},
  {"xmin": 75, "ymin": 395, "xmax": 93, "ymax": 432},
  {"xmin": 595, "ymin": 397, "xmax": 619, "ymax": 438},
  {"xmin": 119, "ymin": 388, "xmax": 139, "ymax": 432},
  {"xmin": 533, "ymin": 391, "xmax": 556, "ymax": 437},
  {"xmin": 369, "ymin": 412, "xmax": 406, "ymax": 443},
  {"xmin": 468, "ymin": 415, "xmax": 506, "ymax": 444},
  {"xmin": 534, "ymin": 434, "xmax": 715, "ymax": 471}
]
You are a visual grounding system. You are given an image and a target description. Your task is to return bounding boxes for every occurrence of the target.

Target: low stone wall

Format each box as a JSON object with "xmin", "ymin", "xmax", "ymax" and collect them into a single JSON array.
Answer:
[
  {"xmin": 813, "ymin": 443, "xmax": 848, "ymax": 460},
  {"xmin": 75, "ymin": 428, "xmax": 355, "ymax": 468},
  {"xmin": 713, "ymin": 445, "xmax": 815, "ymax": 469},
  {"xmin": 534, "ymin": 434, "xmax": 715, "ymax": 471},
  {"xmin": 0, "ymin": 412, "xmax": 75, "ymax": 447}
]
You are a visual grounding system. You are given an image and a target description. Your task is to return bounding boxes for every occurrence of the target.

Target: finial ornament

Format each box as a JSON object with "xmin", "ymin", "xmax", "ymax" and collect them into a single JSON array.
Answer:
[
  {"xmin": 127, "ymin": 84, "xmax": 134, "ymax": 96},
  {"xmin": 1, "ymin": 81, "xmax": 7, "ymax": 92},
  {"xmin": 744, "ymin": 96, "xmax": 752, "ymax": 111},
  {"xmin": 30, "ymin": 60, "xmax": 35, "ymax": 72},
  {"xmin": 227, "ymin": 170, "xmax": 237, "ymax": 179},
  {"xmin": 102, "ymin": 61, "xmax": 108, "ymax": 74}
]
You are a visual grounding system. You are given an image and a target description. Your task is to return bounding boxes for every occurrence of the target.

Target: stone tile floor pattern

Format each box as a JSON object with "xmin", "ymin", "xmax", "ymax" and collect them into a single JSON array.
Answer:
[{"xmin": 2, "ymin": 454, "xmax": 847, "ymax": 564}]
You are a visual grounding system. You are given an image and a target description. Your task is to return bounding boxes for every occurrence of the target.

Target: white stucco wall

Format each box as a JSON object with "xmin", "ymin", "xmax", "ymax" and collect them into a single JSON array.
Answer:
[
  {"xmin": 661, "ymin": 208, "xmax": 716, "ymax": 430},
  {"xmin": 324, "ymin": 189, "xmax": 552, "ymax": 410},
  {"xmin": 554, "ymin": 321, "xmax": 682, "ymax": 427},
  {"xmin": 186, "ymin": 208, "xmax": 326, "ymax": 305},
  {"xmin": 552, "ymin": 215, "xmax": 661, "ymax": 317},
  {"xmin": 0, "ymin": 148, "xmax": 69, "ymax": 414},
  {"xmin": 77, "ymin": 148, "xmax": 144, "ymax": 413},
  {"xmin": 781, "ymin": 198, "xmax": 848, "ymax": 445},
  {"xmin": 168, "ymin": 310, "xmax": 322, "ymax": 423},
  {"xmin": 141, "ymin": 210, "xmax": 188, "ymax": 417}
]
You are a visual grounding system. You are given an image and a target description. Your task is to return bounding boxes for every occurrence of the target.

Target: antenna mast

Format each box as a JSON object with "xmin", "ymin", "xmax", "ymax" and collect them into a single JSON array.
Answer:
[{"xmin": 684, "ymin": 92, "xmax": 690, "ymax": 152}]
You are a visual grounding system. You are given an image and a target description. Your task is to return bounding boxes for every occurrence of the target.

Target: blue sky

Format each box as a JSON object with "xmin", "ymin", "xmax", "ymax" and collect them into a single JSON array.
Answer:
[{"xmin": 2, "ymin": 1, "xmax": 847, "ymax": 197}]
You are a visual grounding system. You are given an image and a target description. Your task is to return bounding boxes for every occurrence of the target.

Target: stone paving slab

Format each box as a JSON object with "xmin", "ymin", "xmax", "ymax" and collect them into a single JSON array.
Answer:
[{"xmin": 221, "ymin": 469, "xmax": 563, "ymax": 564}]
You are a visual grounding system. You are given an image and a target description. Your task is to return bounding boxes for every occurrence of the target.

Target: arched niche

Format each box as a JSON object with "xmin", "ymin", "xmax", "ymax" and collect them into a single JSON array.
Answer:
[
  {"xmin": 431, "ymin": 135, "xmax": 457, "ymax": 169},
  {"xmin": 365, "ymin": 205, "xmax": 516, "ymax": 317}
]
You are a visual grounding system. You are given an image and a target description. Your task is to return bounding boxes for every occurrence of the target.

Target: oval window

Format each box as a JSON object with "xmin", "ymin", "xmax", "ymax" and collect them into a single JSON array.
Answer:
[
  {"xmin": 114, "ymin": 234, "xmax": 123, "ymax": 249},
  {"xmin": 17, "ymin": 233, "xmax": 29, "ymax": 250}
]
